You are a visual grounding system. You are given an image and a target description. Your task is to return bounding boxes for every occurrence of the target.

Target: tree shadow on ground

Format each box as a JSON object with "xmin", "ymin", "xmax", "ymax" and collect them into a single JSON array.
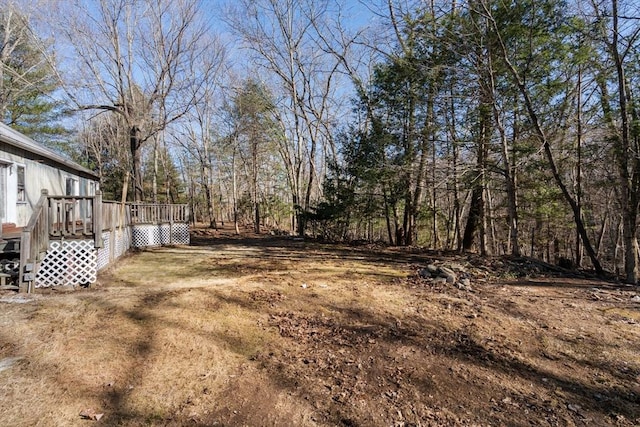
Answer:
[
  {"xmin": 241, "ymin": 295, "xmax": 640, "ymax": 426},
  {"xmin": 150, "ymin": 240, "xmax": 639, "ymax": 425},
  {"xmin": 5, "ymin": 230, "xmax": 638, "ymax": 426}
]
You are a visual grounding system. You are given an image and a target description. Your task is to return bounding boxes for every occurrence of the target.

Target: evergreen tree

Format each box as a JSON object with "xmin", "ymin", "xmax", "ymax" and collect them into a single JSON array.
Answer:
[
  {"xmin": 228, "ymin": 79, "xmax": 280, "ymax": 233},
  {"xmin": 0, "ymin": 5, "xmax": 67, "ymax": 142}
]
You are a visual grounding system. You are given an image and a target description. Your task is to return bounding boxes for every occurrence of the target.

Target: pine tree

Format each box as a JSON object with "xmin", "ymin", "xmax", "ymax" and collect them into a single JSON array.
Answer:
[{"xmin": 0, "ymin": 6, "xmax": 67, "ymax": 142}]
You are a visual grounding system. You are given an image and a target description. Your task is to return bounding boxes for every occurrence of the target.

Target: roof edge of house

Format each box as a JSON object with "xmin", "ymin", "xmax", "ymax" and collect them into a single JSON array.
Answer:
[{"xmin": 0, "ymin": 122, "xmax": 99, "ymax": 180}]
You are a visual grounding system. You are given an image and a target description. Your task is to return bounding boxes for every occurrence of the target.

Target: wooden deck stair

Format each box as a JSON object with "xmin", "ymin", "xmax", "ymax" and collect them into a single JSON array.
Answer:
[{"xmin": 1, "ymin": 224, "xmax": 21, "ymax": 289}]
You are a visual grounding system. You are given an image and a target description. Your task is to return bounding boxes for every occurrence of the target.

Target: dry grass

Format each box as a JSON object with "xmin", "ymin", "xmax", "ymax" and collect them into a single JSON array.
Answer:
[
  {"xmin": 0, "ymin": 229, "xmax": 638, "ymax": 426},
  {"xmin": 0, "ymin": 236, "xmax": 410, "ymax": 426}
]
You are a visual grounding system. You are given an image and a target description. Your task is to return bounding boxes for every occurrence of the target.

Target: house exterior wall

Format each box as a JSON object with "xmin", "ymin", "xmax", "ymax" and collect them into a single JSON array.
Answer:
[{"xmin": 0, "ymin": 144, "xmax": 98, "ymax": 227}]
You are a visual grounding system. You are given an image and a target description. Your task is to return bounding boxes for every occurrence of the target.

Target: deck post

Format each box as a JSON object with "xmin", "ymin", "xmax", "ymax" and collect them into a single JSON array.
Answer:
[
  {"xmin": 169, "ymin": 205, "xmax": 174, "ymax": 244},
  {"xmin": 18, "ymin": 229, "xmax": 30, "ymax": 293},
  {"xmin": 93, "ymin": 191, "xmax": 103, "ymax": 248},
  {"xmin": 42, "ymin": 191, "xmax": 49, "ymax": 245}
]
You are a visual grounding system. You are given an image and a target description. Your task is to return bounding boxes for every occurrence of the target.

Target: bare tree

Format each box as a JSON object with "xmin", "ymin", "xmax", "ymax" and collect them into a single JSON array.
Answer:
[
  {"xmin": 76, "ymin": 112, "xmax": 130, "ymax": 199},
  {"xmin": 227, "ymin": 0, "xmax": 344, "ymax": 235},
  {"xmin": 51, "ymin": 0, "xmax": 212, "ymax": 201},
  {"xmin": 0, "ymin": 2, "xmax": 34, "ymax": 117},
  {"xmin": 170, "ymin": 37, "xmax": 227, "ymax": 228}
]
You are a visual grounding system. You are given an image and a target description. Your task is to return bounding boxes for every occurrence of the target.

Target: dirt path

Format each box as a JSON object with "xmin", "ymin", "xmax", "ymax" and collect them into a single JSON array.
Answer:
[{"xmin": 0, "ymin": 227, "xmax": 639, "ymax": 426}]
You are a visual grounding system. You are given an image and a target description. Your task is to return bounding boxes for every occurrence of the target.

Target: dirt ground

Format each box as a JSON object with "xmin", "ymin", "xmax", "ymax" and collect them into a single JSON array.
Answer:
[{"xmin": 0, "ymin": 225, "xmax": 639, "ymax": 426}]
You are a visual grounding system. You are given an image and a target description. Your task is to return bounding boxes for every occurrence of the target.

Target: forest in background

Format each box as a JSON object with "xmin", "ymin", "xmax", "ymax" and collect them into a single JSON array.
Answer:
[{"xmin": 1, "ymin": 0, "xmax": 640, "ymax": 282}]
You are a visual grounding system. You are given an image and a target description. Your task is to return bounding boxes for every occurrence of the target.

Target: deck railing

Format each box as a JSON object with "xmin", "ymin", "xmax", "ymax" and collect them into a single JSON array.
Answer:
[
  {"xmin": 19, "ymin": 191, "xmax": 104, "ymax": 292},
  {"xmin": 101, "ymin": 201, "xmax": 131, "ymax": 232},
  {"xmin": 48, "ymin": 194, "xmax": 102, "ymax": 247},
  {"xmin": 19, "ymin": 190, "xmax": 51, "ymax": 292},
  {"xmin": 129, "ymin": 203, "xmax": 188, "ymax": 224},
  {"xmin": 17, "ymin": 193, "xmax": 188, "ymax": 292}
]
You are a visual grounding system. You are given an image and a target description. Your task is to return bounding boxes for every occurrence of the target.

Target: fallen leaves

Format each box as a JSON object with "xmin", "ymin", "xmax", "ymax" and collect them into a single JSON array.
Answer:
[{"xmin": 79, "ymin": 408, "xmax": 104, "ymax": 421}]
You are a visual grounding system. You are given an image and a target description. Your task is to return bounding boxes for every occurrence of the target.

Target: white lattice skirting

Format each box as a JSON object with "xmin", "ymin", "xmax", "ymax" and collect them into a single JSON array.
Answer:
[
  {"xmin": 36, "ymin": 240, "xmax": 97, "ymax": 288},
  {"xmin": 35, "ymin": 223, "xmax": 188, "ymax": 288},
  {"xmin": 97, "ymin": 228, "xmax": 132, "ymax": 271},
  {"xmin": 131, "ymin": 223, "xmax": 190, "ymax": 248},
  {"xmin": 97, "ymin": 231, "xmax": 110, "ymax": 271}
]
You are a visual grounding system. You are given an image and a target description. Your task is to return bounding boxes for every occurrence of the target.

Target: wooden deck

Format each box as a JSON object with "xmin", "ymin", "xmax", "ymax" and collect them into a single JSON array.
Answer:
[
  {"xmin": 2, "ymin": 194, "xmax": 189, "ymax": 292},
  {"xmin": 1, "ymin": 223, "xmax": 22, "ymax": 241}
]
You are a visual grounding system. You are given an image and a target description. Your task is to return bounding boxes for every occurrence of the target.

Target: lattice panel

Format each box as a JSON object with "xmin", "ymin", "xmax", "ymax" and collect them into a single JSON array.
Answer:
[
  {"xmin": 115, "ymin": 228, "xmax": 130, "ymax": 258},
  {"xmin": 96, "ymin": 229, "xmax": 132, "ymax": 271},
  {"xmin": 171, "ymin": 223, "xmax": 191, "ymax": 245},
  {"xmin": 160, "ymin": 224, "xmax": 171, "ymax": 245},
  {"xmin": 171, "ymin": 223, "xmax": 190, "ymax": 245},
  {"xmin": 132, "ymin": 225, "xmax": 161, "ymax": 248},
  {"xmin": 30, "ymin": 214, "xmax": 188, "ymax": 288},
  {"xmin": 97, "ymin": 231, "xmax": 110, "ymax": 270},
  {"xmin": 152, "ymin": 227, "xmax": 161, "ymax": 246},
  {"xmin": 130, "ymin": 223, "xmax": 190, "ymax": 247},
  {"xmin": 131, "ymin": 227, "xmax": 145, "ymax": 248},
  {"xmin": 36, "ymin": 240, "xmax": 97, "ymax": 288}
]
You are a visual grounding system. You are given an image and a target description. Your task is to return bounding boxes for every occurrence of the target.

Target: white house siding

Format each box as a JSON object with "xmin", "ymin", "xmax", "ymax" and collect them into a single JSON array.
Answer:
[{"xmin": 0, "ymin": 143, "xmax": 97, "ymax": 227}]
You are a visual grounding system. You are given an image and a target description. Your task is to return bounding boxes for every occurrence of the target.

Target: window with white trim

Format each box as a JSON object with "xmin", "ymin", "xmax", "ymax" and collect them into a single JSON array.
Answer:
[
  {"xmin": 17, "ymin": 165, "xmax": 25, "ymax": 202},
  {"xmin": 66, "ymin": 177, "xmax": 79, "ymax": 196}
]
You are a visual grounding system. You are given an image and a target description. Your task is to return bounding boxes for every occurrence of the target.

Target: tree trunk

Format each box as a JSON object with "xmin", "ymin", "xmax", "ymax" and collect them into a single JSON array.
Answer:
[
  {"xmin": 596, "ymin": 208, "xmax": 609, "ymax": 258},
  {"xmin": 202, "ymin": 166, "xmax": 217, "ymax": 229},
  {"xmin": 575, "ymin": 66, "xmax": 583, "ymax": 267},
  {"xmin": 202, "ymin": 139, "xmax": 217, "ymax": 229},
  {"xmin": 232, "ymin": 150, "xmax": 240, "ymax": 235},
  {"xmin": 462, "ymin": 184, "xmax": 483, "ymax": 252},
  {"xmin": 402, "ymin": 191, "xmax": 413, "ymax": 246},
  {"xmin": 490, "ymin": 82, "xmax": 520, "ymax": 256},
  {"xmin": 622, "ymin": 210, "xmax": 638, "ymax": 283},
  {"xmin": 463, "ymin": 101, "xmax": 489, "ymax": 255},
  {"xmin": 152, "ymin": 136, "xmax": 158, "ymax": 204},
  {"xmin": 383, "ymin": 187, "xmax": 394, "ymax": 245},
  {"xmin": 303, "ymin": 138, "xmax": 316, "ymax": 235},
  {"xmin": 130, "ymin": 125, "xmax": 144, "ymax": 202},
  {"xmin": 486, "ymin": 187, "xmax": 498, "ymax": 254},
  {"xmin": 611, "ymin": 0, "xmax": 639, "ymax": 283},
  {"xmin": 392, "ymin": 200, "xmax": 401, "ymax": 246},
  {"xmin": 163, "ymin": 148, "xmax": 173, "ymax": 203},
  {"xmin": 254, "ymin": 199, "xmax": 260, "ymax": 234},
  {"xmin": 448, "ymin": 85, "xmax": 462, "ymax": 251},
  {"xmin": 431, "ymin": 133, "xmax": 438, "ymax": 248},
  {"xmin": 501, "ymin": 131, "xmax": 520, "ymax": 256},
  {"xmin": 534, "ymin": 105, "xmax": 602, "ymax": 274},
  {"xmin": 253, "ymin": 144, "xmax": 260, "ymax": 234}
]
